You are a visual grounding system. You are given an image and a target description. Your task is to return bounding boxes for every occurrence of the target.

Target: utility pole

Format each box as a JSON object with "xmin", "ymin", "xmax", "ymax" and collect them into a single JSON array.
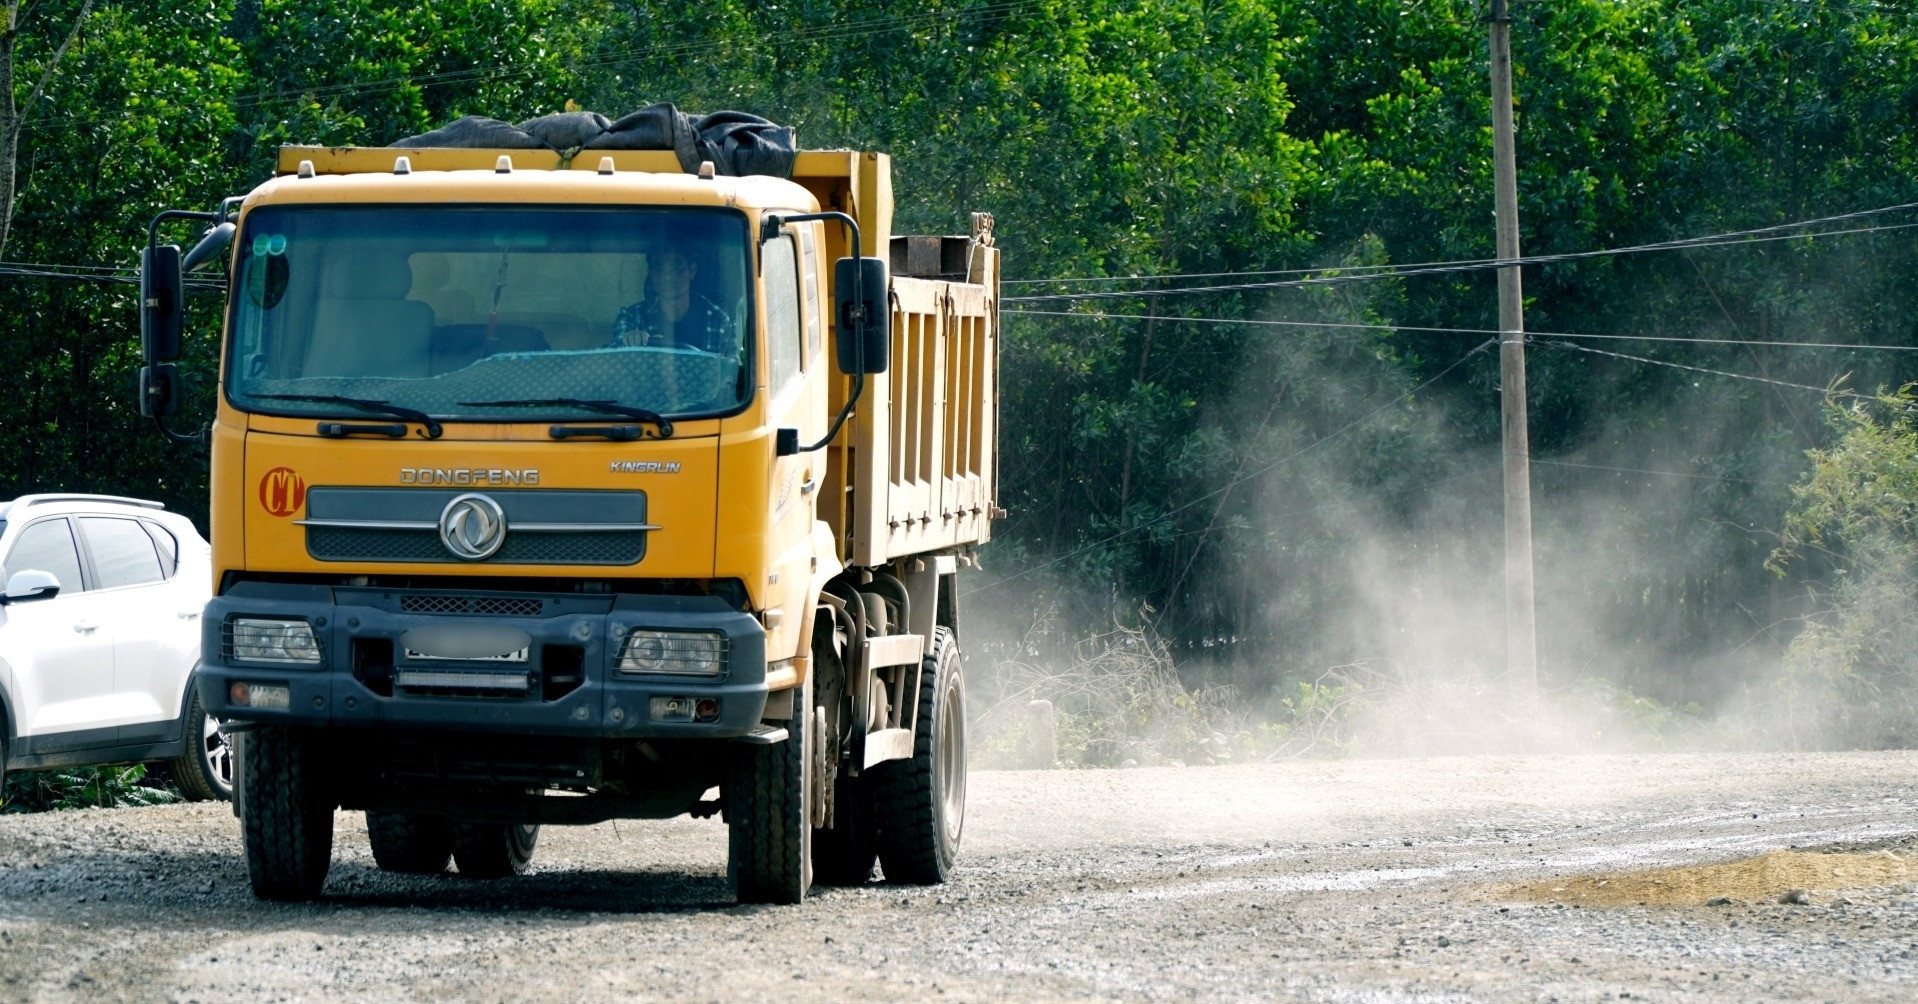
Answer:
[{"xmin": 1489, "ymin": 0, "xmax": 1537, "ymax": 701}]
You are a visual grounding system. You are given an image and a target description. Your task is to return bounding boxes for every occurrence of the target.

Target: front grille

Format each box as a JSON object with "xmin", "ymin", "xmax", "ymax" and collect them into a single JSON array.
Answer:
[
  {"xmin": 307, "ymin": 527, "xmax": 648, "ymax": 565},
  {"xmin": 400, "ymin": 594, "xmax": 544, "ymax": 617}
]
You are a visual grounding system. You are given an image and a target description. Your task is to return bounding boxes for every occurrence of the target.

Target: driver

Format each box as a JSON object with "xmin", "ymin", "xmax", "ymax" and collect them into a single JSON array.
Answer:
[{"xmin": 610, "ymin": 248, "xmax": 733, "ymax": 353}]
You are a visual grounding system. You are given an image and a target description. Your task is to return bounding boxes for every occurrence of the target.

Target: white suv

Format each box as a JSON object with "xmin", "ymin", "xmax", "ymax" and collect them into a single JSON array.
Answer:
[{"xmin": 0, "ymin": 494, "xmax": 228, "ymax": 801}]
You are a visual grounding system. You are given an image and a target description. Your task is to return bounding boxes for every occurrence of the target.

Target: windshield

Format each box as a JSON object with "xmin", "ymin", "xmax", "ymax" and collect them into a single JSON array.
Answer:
[{"xmin": 225, "ymin": 206, "xmax": 753, "ymax": 421}]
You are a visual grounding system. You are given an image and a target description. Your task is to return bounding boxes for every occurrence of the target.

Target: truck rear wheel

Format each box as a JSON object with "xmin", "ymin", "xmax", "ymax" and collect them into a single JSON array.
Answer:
[
  {"xmin": 873, "ymin": 626, "xmax": 966, "ymax": 884},
  {"xmin": 729, "ymin": 678, "xmax": 812, "ymax": 904},
  {"xmin": 241, "ymin": 725, "xmax": 335, "ymax": 901},
  {"xmin": 366, "ymin": 812, "xmax": 455, "ymax": 874},
  {"xmin": 452, "ymin": 823, "xmax": 539, "ymax": 878}
]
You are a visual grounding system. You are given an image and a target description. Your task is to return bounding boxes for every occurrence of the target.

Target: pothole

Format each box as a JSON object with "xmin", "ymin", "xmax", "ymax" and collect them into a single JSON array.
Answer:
[{"xmin": 1494, "ymin": 849, "xmax": 1915, "ymax": 907}]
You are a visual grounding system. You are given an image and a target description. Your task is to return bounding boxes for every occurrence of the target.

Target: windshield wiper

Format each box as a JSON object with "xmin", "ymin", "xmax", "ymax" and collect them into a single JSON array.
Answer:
[
  {"xmin": 459, "ymin": 398, "xmax": 674, "ymax": 439},
  {"xmin": 249, "ymin": 394, "xmax": 444, "ymax": 439}
]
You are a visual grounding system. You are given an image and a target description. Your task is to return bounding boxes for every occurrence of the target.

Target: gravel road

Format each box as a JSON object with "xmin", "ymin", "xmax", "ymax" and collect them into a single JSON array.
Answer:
[{"xmin": 3, "ymin": 751, "xmax": 1916, "ymax": 1001}]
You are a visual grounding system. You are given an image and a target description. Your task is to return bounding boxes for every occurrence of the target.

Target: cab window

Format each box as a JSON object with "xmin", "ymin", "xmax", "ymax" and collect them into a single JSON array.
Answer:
[{"xmin": 762, "ymin": 233, "xmax": 803, "ymax": 395}]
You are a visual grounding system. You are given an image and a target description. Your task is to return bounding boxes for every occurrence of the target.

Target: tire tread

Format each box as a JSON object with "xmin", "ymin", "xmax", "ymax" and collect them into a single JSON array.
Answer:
[
  {"xmin": 872, "ymin": 627, "xmax": 962, "ymax": 884},
  {"xmin": 241, "ymin": 726, "xmax": 334, "ymax": 901}
]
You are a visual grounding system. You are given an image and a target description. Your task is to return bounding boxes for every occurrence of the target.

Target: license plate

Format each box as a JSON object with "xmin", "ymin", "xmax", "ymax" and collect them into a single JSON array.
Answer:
[{"xmin": 399, "ymin": 624, "xmax": 533, "ymax": 663}]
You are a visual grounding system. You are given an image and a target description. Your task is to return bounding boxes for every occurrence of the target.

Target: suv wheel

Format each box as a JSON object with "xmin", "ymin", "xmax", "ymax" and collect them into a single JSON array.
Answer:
[
  {"xmin": 451, "ymin": 822, "xmax": 539, "ymax": 878},
  {"xmin": 171, "ymin": 686, "xmax": 233, "ymax": 802}
]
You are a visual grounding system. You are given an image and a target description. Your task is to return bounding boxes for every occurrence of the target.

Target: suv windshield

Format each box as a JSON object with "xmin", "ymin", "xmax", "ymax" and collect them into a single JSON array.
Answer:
[{"xmin": 225, "ymin": 206, "xmax": 753, "ymax": 421}]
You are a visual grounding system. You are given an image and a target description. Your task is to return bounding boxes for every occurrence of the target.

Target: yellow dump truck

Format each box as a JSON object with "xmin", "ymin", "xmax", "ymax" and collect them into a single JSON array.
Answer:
[{"xmin": 136, "ymin": 132, "xmax": 999, "ymax": 903}]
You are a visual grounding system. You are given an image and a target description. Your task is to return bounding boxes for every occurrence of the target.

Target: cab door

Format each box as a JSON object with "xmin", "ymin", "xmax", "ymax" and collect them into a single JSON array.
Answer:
[
  {"xmin": 1, "ymin": 517, "xmax": 118, "ymax": 742},
  {"xmin": 760, "ymin": 224, "xmax": 828, "ymax": 661}
]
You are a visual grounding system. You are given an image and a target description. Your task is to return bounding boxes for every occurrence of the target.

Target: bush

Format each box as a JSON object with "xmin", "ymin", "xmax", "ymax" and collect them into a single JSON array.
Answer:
[
  {"xmin": 2, "ymin": 763, "xmax": 183, "ymax": 813},
  {"xmin": 1768, "ymin": 390, "xmax": 1918, "ymax": 748}
]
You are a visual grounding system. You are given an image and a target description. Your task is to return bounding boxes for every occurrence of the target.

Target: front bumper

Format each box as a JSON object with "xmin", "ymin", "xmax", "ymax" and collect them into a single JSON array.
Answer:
[{"xmin": 195, "ymin": 582, "xmax": 768, "ymax": 738}]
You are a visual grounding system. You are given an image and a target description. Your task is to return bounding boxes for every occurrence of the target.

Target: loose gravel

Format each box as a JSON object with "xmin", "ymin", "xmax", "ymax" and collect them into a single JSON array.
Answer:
[{"xmin": 2, "ymin": 751, "xmax": 1916, "ymax": 1001}]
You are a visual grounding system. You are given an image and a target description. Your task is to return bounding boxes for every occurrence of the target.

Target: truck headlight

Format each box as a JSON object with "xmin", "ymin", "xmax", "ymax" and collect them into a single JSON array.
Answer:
[
  {"xmin": 228, "ymin": 617, "xmax": 323, "ymax": 665},
  {"xmin": 618, "ymin": 630, "xmax": 725, "ymax": 676}
]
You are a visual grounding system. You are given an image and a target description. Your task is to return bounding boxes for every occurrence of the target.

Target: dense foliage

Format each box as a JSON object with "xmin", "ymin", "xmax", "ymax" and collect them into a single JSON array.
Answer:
[{"xmin": 2, "ymin": 1, "xmax": 1914, "ymax": 739}]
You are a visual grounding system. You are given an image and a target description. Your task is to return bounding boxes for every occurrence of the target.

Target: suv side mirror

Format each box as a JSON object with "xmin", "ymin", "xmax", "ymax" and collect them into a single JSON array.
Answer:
[
  {"xmin": 3, "ymin": 569, "xmax": 62, "ymax": 603},
  {"xmin": 141, "ymin": 244, "xmax": 184, "ymax": 363},
  {"xmin": 833, "ymin": 256, "xmax": 890, "ymax": 375}
]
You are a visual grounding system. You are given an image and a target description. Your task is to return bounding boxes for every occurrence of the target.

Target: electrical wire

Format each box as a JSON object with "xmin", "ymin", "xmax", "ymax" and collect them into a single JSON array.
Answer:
[
  {"xmin": 1535, "ymin": 338, "xmax": 1857, "ymax": 396},
  {"xmin": 1003, "ymin": 219, "xmax": 1918, "ymax": 288},
  {"xmin": 1530, "ymin": 458, "xmax": 1790, "ymax": 487},
  {"xmin": 961, "ymin": 337, "xmax": 1498, "ymax": 593},
  {"xmin": 1004, "ymin": 213, "xmax": 1918, "ymax": 302},
  {"xmin": 0, "ymin": 262, "xmax": 222, "ymax": 290},
  {"xmin": 1003, "ymin": 307, "xmax": 1918, "ymax": 353}
]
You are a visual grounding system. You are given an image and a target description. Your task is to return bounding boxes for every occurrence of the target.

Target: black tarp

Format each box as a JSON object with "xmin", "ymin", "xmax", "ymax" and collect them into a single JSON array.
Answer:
[{"xmin": 389, "ymin": 104, "xmax": 798, "ymax": 178}]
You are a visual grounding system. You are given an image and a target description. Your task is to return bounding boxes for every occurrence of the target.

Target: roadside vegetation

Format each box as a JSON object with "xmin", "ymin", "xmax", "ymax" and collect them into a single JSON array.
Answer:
[
  {"xmin": 1, "ymin": 1, "xmax": 1915, "ymax": 779},
  {"xmin": 3, "ymin": 764, "xmax": 181, "ymax": 812}
]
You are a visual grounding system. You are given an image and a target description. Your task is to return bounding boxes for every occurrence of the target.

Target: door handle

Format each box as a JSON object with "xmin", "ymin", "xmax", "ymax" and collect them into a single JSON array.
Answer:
[
  {"xmin": 73, "ymin": 621, "xmax": 98, "ymax": 634},
  {"xmin": 800, "ymin": 478, "xmax": 818, "ymax": 496},
  {"xmin": 177, "ymin": 611, "xmax": 201, "ymax": 620}
]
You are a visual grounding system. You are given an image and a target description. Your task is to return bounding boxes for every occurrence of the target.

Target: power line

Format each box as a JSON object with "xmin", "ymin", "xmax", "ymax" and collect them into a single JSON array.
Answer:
[
  {"xmin": 1003, "ymin": 211, "xmax": 1918, "ymax": 303},
  {"xmin": 963, "ymin": 337, "xmax": 1498, "ymax": 594},
  {"xmin": 0, "ymin": 262, "xmax": 222, "ymax": 290},
  {"xmin": 1003, "ymin": 217, "xmax": 1918, "ymax": 288},
  {"xmin": 1004, "ymin": 308, "xmax": 1918, "ymax": 354},
  {"xmin": 1535, "ymin": 339, "xmax": 1857, "ymax": 396},
  {"xmin": 1531, "ymin": 458, "xmax": 1790, "ymax": 487}
]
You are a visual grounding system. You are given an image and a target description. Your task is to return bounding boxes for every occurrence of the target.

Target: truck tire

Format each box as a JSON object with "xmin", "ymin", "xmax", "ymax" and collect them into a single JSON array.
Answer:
[
  {"xmin": 367, "ymin": 812, "xmax": 455, "ymax": 874},
  {"xmin": 241, "ymin": 725, "xmax": 335, "ymax": 901},
  {"xmin": 729, "ymin": 677, "xmax": 812, "ymax": 903},
  {"xmin": 872, "ymin": 626, "xmax": 966, "ymax": 884},
  {"xmin": 171, "ymin": 687, "xmax": 233, "ymax": 802},
  {"xmin": 452, "ymin": 822, "xmax": 538, "ymax": 878}
]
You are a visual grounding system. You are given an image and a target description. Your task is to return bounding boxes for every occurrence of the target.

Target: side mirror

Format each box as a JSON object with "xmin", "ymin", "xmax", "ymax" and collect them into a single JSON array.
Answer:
[
  {"xmin": 140, "ymin": 363, "xmax": 182, "ymax": 418},
  {"xmin": 833, "ymin": 256, "xmax": 890, "ymax": 375},
  {"xmin": 181, "ymin": 221, "xmax": 235, "ymax": 273},
  {"xmin": 141, "ymin": 244, "xmax": 184, "ymax": 363},
  {"xmin": 3, "ymin": 569, "xmax": 61, "ymax": 603}
]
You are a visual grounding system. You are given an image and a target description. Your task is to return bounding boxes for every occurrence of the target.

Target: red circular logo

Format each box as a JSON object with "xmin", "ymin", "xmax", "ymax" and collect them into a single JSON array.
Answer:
[{"xmin": 259, "ymin": 467, "xmax": 306, "ymax": 517}]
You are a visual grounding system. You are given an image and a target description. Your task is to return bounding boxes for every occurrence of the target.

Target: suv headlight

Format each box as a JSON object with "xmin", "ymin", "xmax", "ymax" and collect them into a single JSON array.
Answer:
[
  {"xmin": 618, "ymin": 630, "xmax": 725, "ymax": 676},
  {"xmin": 228, "ymin": 617, "xmax": 323, "ymax": 665}
]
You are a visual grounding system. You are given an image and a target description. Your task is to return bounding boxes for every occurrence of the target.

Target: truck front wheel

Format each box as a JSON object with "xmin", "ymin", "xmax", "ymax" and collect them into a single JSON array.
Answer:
[
  {"xmin": 367, "ymin": 812, "xmax": 455, "ymax": 874},
  {"xmin": 872, "ymin": 626, "xmax": 966, "ymax": 884},
  {"xmin": 241, "ymin": 725, "xmax": 335, "ymax": 901},
  {"xmin": 729, "ymin": 677, "xmax": 812, "ymax": 903}
]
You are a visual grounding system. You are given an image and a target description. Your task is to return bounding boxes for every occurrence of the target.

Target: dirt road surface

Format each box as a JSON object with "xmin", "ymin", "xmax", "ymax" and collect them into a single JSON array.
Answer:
[{"xmin": 2, "ymin": 751, "xmax": 1916, "ymax": 1001}]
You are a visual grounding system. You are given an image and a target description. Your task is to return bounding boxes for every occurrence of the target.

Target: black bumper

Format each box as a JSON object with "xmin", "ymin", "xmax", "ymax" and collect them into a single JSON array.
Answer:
[{"xmin": 195, "ymin": 582, "xmax": 768, "ymax": 738}]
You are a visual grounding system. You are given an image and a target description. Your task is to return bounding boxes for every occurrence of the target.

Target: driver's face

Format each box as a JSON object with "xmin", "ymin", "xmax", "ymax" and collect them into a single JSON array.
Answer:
[{"xmin": 652, "ymin": 251, "xmax": 697, "ymax": 296}]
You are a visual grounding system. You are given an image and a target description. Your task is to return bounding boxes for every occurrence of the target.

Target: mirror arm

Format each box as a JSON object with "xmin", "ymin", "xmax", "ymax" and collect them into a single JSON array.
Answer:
[
  {"xmin": 153, "ymin": 412, "xmax": 209, "ymax": 446},
  {"xmin": 763, "ymin": 211, "xmax": 873, "ymax": 453},
  {"xmin": 147, "ymin": 208, "xmax": 219, "ymax": 253}
]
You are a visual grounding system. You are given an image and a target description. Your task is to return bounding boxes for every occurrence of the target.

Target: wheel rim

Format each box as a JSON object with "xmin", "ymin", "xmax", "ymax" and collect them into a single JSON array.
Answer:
[
  {"xmin": 937, "ymin": 675, "xmax": 966, "ymax": 845},
  {"xmin": 202, "ymin": 714, "xmax": 235, "ymax": 795}
]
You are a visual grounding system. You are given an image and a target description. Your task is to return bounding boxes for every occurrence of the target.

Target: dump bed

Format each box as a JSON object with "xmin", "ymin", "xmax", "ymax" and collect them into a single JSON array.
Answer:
[{"xmin": 826, "ymin": 224, "xmax": 1000, "ymax": 567}]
